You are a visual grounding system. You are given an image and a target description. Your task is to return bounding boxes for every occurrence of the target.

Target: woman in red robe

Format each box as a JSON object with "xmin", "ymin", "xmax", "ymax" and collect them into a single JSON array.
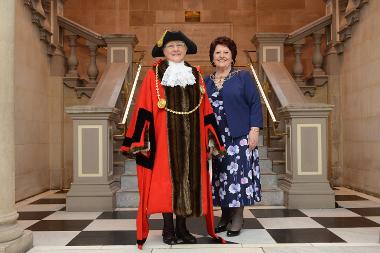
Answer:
[{"xmin": 121, "ymin": 30, "xmax": 225, "ymax": 249}]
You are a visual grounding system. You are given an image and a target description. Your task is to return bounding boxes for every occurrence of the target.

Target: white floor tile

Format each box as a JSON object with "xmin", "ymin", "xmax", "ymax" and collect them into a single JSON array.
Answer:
[
  {"xmin": 257, "ymin": 217, "xmax": 324, "ymax": 229},
  {"xmin": 156, "ymin": 248, "xmax": 263, "ymax": 253},
  {"xmin": 17, "ymin": 220, "xmax": 39, "ymax": 230},
  {"xmin": 114, "ymin": 207, "xmax": 138, "ymax": 211},
  {"xmin": 28, "ymin": 245, "xmax": 149, "ymax": 253},
  {"xmin": 17, "ymin": 204, "xmax": 66, "ymax": 212},
  {"xmin": 32, "ymin": 231, "xmax": 80, "ymax": 246},
  {"xmin": 143, "ymin": 230, "xmax": 171, "ymax": 249},
  {"xmin": 366, "ymin": 216, "xmax": 380, "ymax": 225},
  {"xmin": 171, "ymin": 243, "xmax": 242, "ymax": 249},
  {"xmin": 149, "ymin": 213, "xmax": 164, "ymax": 219},
  {"xmin": 328, "ymin": 227, "xmax": 380, "ymax": 243},
  {"xmin": 261, "ymin": 246, "xmax": 380, "ymax": 253},
  {"xmin": 300, "ymin": 208, "xmax": 360, "ymax": 217},
  {"xmin": 336, "ymin": 201, "xmax": 380, "ymax": 208},
  {"xmin": 83, "ymin": 219, "xmax": 135, "ymax": 231},
  {"xmin": 219, "ymin": 229, "xmax": 276, "ymax": 244},
  {"xmin": 43, "ymin": 211, "xmax": 102, "ymax": 220}
]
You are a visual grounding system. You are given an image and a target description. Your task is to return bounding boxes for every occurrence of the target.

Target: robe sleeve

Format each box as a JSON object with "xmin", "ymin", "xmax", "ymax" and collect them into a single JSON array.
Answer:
[
  {"xmin": 242, "ymin": 70, "xmax": 263, "ymax": 129},
  {"xmin": 121, "ymin": 69, "xmax": 154, "ymax": 155}
]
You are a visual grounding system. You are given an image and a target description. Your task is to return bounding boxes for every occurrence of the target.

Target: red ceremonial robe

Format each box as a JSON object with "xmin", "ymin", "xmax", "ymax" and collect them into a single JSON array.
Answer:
[{"xmin": 121, "ymin": 60, "xmax": 225, "ymax": 248}]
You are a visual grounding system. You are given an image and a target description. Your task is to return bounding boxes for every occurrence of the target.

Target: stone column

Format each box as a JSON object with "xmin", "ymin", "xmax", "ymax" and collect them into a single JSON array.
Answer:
[
  {"xmin": 0, "ymin": 0, "xmax": 33, "ymax": 252},
  {"xmin": 252, "ymin": 33, "xmax": 288, "ymax": 79},
  {"xmin": 103, "ymin": 34, "xmax": 138, "ymax": 82},
  {"xmin": 278, "ymin": 104, "xmax": 335, "ymax": 208}
]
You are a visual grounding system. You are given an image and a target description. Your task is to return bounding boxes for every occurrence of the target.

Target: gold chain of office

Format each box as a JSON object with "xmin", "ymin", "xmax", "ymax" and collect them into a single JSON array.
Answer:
[{"xmin": 155, "ymin": 65, "xmax": 206, "ymax": 115}]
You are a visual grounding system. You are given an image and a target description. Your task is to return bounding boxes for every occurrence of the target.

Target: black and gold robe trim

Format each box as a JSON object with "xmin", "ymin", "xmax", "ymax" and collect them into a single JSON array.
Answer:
[{"xmin": 122, "ymin": 108, "xmax": 156, "ymax": 170}]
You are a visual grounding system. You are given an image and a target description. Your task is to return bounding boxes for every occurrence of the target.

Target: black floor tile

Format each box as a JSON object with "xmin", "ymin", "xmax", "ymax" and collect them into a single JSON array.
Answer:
[
  {"xmin": 312, "ymin": 217, "xmax": 380, "ymax": 228},
  {"xmin": 26, "ymin": 220, "xmax": 93, "ymax": 231},
  {"xmin": 31, "ymin": 198, "xmax": 66, "ymax": 204},
  {"xmin": 242, "ymin": 218, "xmax": 264, "ymax": 229},
  {"xmin": 147, "ymin": 219, "xmax": 164, "ymax": 230},
  {"xmin": 250, "ymin": 209, "xmax": 306, "ymax": 218},
  {"xmin": 348, "ymin": 207, "xmax": 380, "ymax": 216},
  {"xmin": 18, "ymin": 211, "xmax": 55, "ymax": 220},
  {"xmin": 335, "ymin": 195, "xmax": 367, "ymax": 201},
  {"xmin": 335, "ymin": 202, "xmax": 341, "ymax": 208},
  {"xmin": 267, "ymin": 228, "xmax": 346, "ymax": 243},
  {"xmin": 67, "ymin": 231, "xmax": 136, "ymax": 246},
  {"xmin": 97, "ymin": 211, "xmax": 137, "ymax": 219}
]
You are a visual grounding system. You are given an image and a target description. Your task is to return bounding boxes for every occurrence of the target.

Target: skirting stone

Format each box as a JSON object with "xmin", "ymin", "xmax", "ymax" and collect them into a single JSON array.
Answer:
[{"xmin": 0, "ymin": 230, "xmax": 33, "ymax": 253}]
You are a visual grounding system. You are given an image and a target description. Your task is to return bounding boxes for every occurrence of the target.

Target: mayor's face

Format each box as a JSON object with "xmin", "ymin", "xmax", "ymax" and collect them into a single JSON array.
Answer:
[{"xmin": 163, "ymin": 40, "xmax": 187, "ymax": 63}]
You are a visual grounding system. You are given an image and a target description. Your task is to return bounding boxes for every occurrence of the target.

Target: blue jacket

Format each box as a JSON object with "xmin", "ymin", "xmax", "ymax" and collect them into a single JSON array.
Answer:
[{"xmin": 204, "ymin": 70, "xmax": 263, "ymax": 138}]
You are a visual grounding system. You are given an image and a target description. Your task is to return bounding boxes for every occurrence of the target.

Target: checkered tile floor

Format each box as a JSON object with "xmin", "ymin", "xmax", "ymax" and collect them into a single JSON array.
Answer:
[{"xmin": 17, "ymin": 187, "xmax": 380, "ymax": 247}]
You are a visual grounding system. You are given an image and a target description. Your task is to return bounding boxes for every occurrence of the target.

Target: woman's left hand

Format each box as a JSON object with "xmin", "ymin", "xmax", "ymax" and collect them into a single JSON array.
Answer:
[{"xmin": 248, "ymin": 128, "xmax": 259, "ymax": 150}]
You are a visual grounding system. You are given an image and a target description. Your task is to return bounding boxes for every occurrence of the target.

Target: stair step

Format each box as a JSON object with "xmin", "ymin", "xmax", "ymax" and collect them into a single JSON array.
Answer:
[
  {"xmin": 120, "ymin": 174, "xmax": 138, "ymax": 191},
  {"xmin": 116, "ymin": 190, "xmax": 139, "ymax": 208},
  {"xmin": 259, "ymin": 159, "xmax": 272, "ymax": 172},
  {"xmin": 261, "ymin": 172, "xmax": 278, "ymax": 188},
  {"xmin": 256, "ymin": 188, "xmax": 284, "ymax": 206},
  {"xmin": 272, "ymin": 160, "xmax": 285, "ymax": 174},
  {"xmin": 258, "ymin": 146, "xmax": 267, "ymax": 159},
  {"xmin": 268, "ymin": 147, "xmax": 285, "ymax": 160}
]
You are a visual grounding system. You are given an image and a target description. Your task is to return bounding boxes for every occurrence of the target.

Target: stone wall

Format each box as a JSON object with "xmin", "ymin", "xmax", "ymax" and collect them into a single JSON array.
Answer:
[
  {"xmin": 340, "ymin": 1, "xmax": 380, "ymax": 195},
  {"xmin": 14, "ymin": 1, "xmax": 64, "ymax": 201},
  {"xmin": 63, "ymin": 0, "xmax": 325, "ymax": 75}
]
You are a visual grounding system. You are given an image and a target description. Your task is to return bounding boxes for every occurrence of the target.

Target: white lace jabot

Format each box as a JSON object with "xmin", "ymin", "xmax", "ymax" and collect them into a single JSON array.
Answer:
[{"xmin": 161, "ymin": 61, "xmax": 196, "ymax": 87}]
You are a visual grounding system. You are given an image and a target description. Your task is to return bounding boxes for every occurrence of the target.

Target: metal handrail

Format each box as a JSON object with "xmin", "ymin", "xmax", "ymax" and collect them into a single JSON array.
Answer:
[
  {"xmin": 243, "ymin": 51, "xmax": 287, "ymax": 144},
  {"xmin": 121, "ymin": 51, "xmax": 145, "ymax": 125}
]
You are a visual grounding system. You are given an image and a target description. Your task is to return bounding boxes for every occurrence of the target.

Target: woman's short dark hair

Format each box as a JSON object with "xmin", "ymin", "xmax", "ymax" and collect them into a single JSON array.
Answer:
[{"xmin": 209, "ymin": 36, "xmax": 237, "ymax": 67}]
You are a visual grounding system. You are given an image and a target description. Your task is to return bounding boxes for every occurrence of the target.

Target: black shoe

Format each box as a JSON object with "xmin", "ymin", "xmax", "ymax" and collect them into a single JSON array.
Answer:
[
  {"xmin": 162, "ymin": 230, "xmax": 177, "ymax": 245},
  {"xmin": 214, "ymin": 223, "xmax": 228, "ymax": 233},
  {"xmin": 176, "ymin": 230, "xmax": 197, "ymax": 244},
  {"xmin": 226, "ymin": 229, "xmax": 241, "ymax": 237}
]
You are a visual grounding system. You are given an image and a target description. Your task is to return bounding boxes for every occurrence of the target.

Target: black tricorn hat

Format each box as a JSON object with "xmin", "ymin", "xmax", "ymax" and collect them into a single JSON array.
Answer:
[{"xmin": 151, "ymin": 30, "xmax": 197, "ymax": 57}]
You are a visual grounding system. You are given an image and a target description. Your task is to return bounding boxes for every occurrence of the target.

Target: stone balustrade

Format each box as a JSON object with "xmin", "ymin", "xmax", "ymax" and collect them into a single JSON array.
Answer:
[
  {"xmin": 285, "ymin": 15, "xmax": 332, "ymax": 96},
  {"xmin": 57, "ymin": 15, "xmax": 108, "ymax": 96}
]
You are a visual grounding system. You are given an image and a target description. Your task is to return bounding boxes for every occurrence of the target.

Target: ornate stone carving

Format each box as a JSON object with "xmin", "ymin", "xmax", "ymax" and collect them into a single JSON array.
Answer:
[{"xmin": 338, "ymin": 0, "xmax": 369, "ymax": 45}]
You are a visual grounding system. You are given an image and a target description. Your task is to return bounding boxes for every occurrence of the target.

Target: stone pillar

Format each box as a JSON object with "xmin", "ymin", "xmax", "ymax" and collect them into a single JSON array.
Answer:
[
  {"xmin": 0, "ymin": 0, "xmax": 33, "ymax": 252},
  {"xmin": 103, "ymin": 34, "xmax": 138, "ymax": 82},
  {"xmin": 65, "ymin": 107, "xmax": 119, "ymax": 211},
  {"xmin": 278, "ymin": 104, "xmax": 335, "ymax": 208},
  {"xmin": 325, "ymin": 0, "xmax": 343, "ymax": 185},
  {"xmin": 252, "ymin": 33, "xmax": 288, "ymax": 79}
]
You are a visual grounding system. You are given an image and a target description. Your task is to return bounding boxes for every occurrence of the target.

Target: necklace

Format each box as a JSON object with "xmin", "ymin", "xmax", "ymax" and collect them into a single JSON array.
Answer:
[
  {"xmin": 155, "ymin": 65, "xmax": 205, "ymax": 115},
  {"xmin": 210, "ymin": 69, "xmax": 240, "ymax": 90}
]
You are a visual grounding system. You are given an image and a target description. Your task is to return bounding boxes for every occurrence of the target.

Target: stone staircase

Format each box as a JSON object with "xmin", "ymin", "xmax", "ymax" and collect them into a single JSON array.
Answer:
[{"xmin": 115, "ymin": 133, "xmax": 285, "ymax": 208}]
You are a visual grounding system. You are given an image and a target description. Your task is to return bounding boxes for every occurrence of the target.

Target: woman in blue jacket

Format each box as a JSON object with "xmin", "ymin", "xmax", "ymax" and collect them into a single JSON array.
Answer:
[{"xmin": 204, "ymin": 36, "xmax": 263, "ymax": 237}]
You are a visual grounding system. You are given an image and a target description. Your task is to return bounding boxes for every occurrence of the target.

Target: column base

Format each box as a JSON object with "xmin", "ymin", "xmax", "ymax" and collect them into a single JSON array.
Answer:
[
  {"xmin": 280, "ymin": 178, "xmax": 335, "ymax": 209},
  {"xmin": 0, "ymin": 230, "xmax": 33, "ymax": 253},
  {"xmin": 66, "ymin": 182, "xmax": 119, "ymax": 212}
]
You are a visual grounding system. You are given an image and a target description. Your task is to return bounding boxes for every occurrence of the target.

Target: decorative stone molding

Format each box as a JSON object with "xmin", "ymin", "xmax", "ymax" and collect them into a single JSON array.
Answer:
[
  {"xmin": 24, "ymin": 0, "xmax": 54, "ymax": 52},
  {"xmin": 337, "ymin": 0, "xmax": 369, "ymax": 52}
]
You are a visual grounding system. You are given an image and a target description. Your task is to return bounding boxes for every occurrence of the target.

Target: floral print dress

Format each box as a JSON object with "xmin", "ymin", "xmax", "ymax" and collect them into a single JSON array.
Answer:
[{"xmin": 209, "ymin": 88, "xmax": 262, "ymax": 207}]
